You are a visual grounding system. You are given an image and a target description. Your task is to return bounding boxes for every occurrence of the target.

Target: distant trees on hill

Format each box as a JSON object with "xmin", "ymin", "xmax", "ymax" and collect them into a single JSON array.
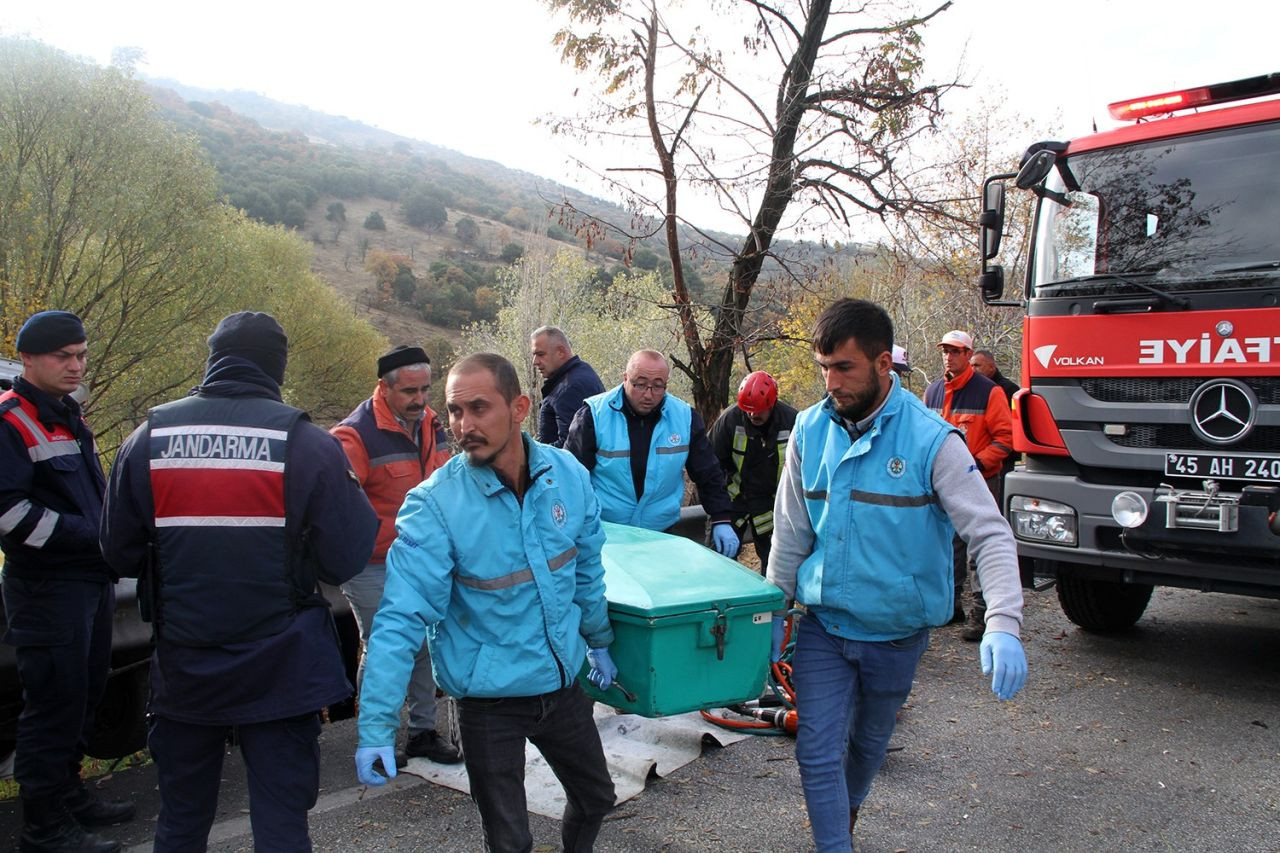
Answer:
[
  {"xmin": 0, "ymin": 37, "xmax": 385, "ymax": 448},
  {"xmin": 402, "ymin": 189, "xmax": 448, "ymax": 231},
  {"xmin": 363, "ymin": 210, "xmax": 386, "ymax": 230}
]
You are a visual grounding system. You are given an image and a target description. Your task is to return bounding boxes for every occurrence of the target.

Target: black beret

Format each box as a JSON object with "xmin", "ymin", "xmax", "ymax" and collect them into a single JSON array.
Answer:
[
  {"xmin": 15, "ymin": 310, "xmax": 87, "ymax": 354},
  {"xmin": 207, "ymin": 312, "xmax": 288, "ymax": 384},
  {"xmin": 378, "ymin": 345, "xmax": 429, "ymax": 378}
]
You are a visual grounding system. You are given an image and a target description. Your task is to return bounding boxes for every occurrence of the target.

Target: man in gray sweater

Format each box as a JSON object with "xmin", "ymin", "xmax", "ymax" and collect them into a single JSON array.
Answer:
[{"xmin": 767, "ymin": 298, "xmax": 1027, "ymax": 853}]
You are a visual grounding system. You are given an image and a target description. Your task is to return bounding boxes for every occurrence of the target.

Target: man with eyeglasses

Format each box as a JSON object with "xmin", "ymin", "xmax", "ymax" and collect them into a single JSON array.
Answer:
[{"xmin": 564, "ymin": 349, "xmax": 740, "ymax": 556}]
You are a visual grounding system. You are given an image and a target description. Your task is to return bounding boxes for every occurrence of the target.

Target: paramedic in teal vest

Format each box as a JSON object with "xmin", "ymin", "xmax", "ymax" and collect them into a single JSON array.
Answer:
[
  {"xmin": 563, "ymin": 349, "xmax": 740, "ymax": 557},
  {"xmin": 355, "ymin": 353, "xmax": 619, "ymax": 853},
  {"xmin": 768, "ymin": 299, "xmax": 1027, "ymax": 853},
  {"xmin": 101, "ymin": 312, "xmax": 378, "ymax": 853}
]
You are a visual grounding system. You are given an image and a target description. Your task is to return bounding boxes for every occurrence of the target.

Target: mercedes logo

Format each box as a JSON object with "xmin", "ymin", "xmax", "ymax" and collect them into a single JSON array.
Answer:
[
  {"xmin": 1189, "ymin": 379, "xmax": 1257, "ymax": 446},
  {"xmin": 1215, "ymin": 320, "xmax": 1233, "ymax": 337}
]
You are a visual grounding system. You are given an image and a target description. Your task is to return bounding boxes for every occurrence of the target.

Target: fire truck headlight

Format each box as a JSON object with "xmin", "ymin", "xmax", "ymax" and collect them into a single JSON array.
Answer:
[
  {"xmin": 1009, "ymin": 495, "xmax": 1078, "ymax": 546},
  {"xmin": 1111, "ymin": 491, "xmax": 1149, "ymax": 529}
]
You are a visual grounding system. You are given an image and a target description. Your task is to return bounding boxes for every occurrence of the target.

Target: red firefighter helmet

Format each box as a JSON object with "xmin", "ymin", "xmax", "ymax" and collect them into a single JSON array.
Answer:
[{"xmin": 737, "ymin": 371, "xmax": 778, "ymax": 415}]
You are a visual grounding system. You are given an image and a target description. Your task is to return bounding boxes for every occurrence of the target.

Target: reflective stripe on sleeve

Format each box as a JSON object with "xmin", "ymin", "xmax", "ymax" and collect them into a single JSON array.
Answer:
[
  {"xmin": 0, "ymin": 499, "xmax": 33, "ymax": 535},
  {"xmin": 24, "ymin": 508, "xmax": 58, "ymax": 548}
]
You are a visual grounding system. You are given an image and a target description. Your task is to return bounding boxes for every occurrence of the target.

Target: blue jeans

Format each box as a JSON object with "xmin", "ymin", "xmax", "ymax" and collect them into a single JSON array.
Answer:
[
  {"xmin": 792, "ymin": 613, "xmax": 929, "ymax": 853},
  {"xmin": 458, "ymin": 683, "xmax": 615, "ymax": 853}
]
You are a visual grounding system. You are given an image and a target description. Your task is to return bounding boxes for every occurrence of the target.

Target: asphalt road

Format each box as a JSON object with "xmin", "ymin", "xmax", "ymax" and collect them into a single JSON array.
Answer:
[{"xmin": 2, "ymin": 586, "xmax": 1277, "ymax": 852}]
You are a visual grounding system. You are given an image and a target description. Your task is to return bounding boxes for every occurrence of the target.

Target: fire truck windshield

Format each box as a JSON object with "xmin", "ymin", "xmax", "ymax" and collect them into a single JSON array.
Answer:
[{"xmin": 1030, "ymin": 121, "xmax": 1280, "ymax": 296}]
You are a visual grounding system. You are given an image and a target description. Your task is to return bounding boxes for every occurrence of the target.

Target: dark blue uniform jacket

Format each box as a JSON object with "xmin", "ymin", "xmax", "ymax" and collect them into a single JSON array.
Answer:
[
  {"xmin": 100, "ymin": 359, "xmax": 378, "ymax": 724},
  {"xmin": 538, "ymin": 355, "xmax": 604, "ymax": 447}
]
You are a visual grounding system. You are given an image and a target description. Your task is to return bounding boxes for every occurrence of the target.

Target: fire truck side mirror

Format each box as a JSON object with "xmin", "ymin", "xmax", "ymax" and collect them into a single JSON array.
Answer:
[
  {"xmin": 980, "ymin": 180, "xmax": 1005, "ymax": 262},
  {"xmin": 980, "ymin": 266, "xmax": 1006, "ymax": 303},
  {"xmin": 1016, "ymin": 149, "xmax": 1057, "ymax": 189}
]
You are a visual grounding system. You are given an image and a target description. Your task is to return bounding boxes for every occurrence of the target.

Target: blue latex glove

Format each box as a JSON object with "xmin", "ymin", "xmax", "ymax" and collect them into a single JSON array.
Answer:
[
  {"xmin": 711, "ymin": 523, "xmax": 740, "ymax": 558},
  {"xmin": 980, "ymin": 631, "xmax": 1028, "ymax": 701},
  {"xmin": 586, "ymin": 647, "xmax": 618, "ymax": 691},
  {"xmin": 355, "ymin": 745, "xmax": 397, "ymax": 786},
  {"xmin": 770, "ymin": 615, "xmax": 787, "ymax": 663}
]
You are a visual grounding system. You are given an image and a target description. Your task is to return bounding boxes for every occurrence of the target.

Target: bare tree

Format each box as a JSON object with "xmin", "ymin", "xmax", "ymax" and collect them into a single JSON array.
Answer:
[{"xmin": 545, "ymin": 0, "xmax": 955, "ymax": 422}]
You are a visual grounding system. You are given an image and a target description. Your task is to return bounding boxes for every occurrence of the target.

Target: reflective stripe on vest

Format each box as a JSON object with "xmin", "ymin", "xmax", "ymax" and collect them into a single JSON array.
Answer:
[{"xmin": 585, "ymin": 386, "xmax": 691, "ymax": 530}]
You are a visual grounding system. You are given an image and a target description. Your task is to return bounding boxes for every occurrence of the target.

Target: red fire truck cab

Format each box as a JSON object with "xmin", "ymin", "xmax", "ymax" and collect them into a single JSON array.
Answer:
[{"xmin": 979, "ymin": 73, "xmax": 1280, "ymax": 632}]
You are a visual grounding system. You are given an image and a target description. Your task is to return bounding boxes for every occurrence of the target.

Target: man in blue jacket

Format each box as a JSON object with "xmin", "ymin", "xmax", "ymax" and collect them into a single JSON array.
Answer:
[
  {"xmin": 768, "ymin": 299, "xmax": 1028, "ymax": 852},
  {"xmin": 101, "ymin": 312, "xmax": 378, "ymax": 852},
  {"xmin": 530, "ymin": 326, "xmax": 604, "ymax": 447},
  {"xmin": 563, "ymin": 349, "xmax": 739, "ymax": 557},
  {"xmin": 2, "ymin": 311, "xmax": 134, "ymax": 853},
  {"xmin": 355, "ymin": 353, "xmax": 619, "ymax": 853}
]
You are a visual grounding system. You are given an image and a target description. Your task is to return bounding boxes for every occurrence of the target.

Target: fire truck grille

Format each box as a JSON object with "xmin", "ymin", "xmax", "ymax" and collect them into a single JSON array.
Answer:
[
  {"xmin": 1081, "ymin": 377, "xmax": 1280, "ymax": 405},
  {"xmin": 1108, "ymin": 424, "xmax": 1280, "ymax": 453}
]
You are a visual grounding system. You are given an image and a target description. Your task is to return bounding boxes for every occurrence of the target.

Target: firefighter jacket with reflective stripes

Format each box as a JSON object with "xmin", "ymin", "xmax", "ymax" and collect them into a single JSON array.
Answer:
[
  {"xmin": 331, "ymin": 389, "xmax": 450, "ymax": 562},
  {"xmin": 146, "ymin": 392, "xmax": 306, "ymax": 646},
  {"xmin": 0, "ymin": 379, "xmax": 111, "ymax": 582},
  {"xmin": 358, "ymin": 435, "xmax": 613, "ymax": 747},
  {"xmin": 923, "ymin": 363, "xmax": 1013, "ymax": 479},
  {"xmin": 584, "ymin": 385, "xmax": 692, "ymax": 531},
  {"xmin": 783, "ymin": 384, "xmax": 960, "ymax": 641},
  {"xmin": 708, "ymin": 402, "xmax": 798, "ymax": 530}
]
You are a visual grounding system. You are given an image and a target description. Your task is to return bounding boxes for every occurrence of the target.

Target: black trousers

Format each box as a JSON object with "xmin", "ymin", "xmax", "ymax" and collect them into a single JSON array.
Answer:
[
  {"xmin": 149, "ymin": 712, "xmax": 323, "ymax": 853},
  {"xmin": 458, "ymin": 684, "xmax": 615, "ymax": 853},
  {"xmin": 2, "ymin": 575, "xmax": 112, "ymax": 805}
]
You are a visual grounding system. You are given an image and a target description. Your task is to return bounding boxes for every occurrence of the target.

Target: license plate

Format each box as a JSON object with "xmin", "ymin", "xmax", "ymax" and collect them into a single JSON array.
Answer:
[{"xmin": 1164, "ymin": 451, "xmax": 1280, "ymax": 482}]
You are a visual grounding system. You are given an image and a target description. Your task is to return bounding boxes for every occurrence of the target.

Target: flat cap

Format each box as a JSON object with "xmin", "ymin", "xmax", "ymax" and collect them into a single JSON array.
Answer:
[{"xmin": 378, "ymin": 345, "xmax": 429, "ymax": 378}]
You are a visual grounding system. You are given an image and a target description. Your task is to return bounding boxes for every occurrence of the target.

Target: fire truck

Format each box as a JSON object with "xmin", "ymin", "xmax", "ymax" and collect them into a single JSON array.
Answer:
[{"xmin": 978, "ymin": 73, "xmax": 1280, "ymax": 632}]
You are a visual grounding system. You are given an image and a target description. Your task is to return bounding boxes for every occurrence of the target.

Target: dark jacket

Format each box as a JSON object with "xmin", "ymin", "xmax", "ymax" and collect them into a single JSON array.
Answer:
[
  {"xmin": 100, "ymin": 358, "xmax": 378, "ymax": 724},
  {"xmin": 708, "ymin": 402, "xmax": 799, "ymax": 516},
  {"xmin": 990, "ymin": 369, "xmax": 1020, "ymax": 406},
  {"xmin": 538, "ymin": 355, "xmax": 605, "ymax": 447},
  {"xmin": 563, "ymin": 392, "xmax": 733, "ymax": 523},
  {"xmin": 0, "ymin": 377, "xmax": 112, "ymax": 582}
]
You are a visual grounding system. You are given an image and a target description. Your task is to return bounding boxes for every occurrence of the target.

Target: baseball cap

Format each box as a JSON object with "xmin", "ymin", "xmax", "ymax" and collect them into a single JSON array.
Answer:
[
  {"xmin": 937, "ymin": 330, "xmax": 973, "ymax": 350},
  {"xmin": 891, "ymin": 345, "xmax": 910, "ymax": 374}
]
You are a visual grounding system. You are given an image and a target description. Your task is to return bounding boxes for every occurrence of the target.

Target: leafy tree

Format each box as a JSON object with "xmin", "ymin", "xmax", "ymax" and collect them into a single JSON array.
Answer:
[
  {"xmin": 0, "ymin": 38, "xmax": 385, "ymax": 451},
  {"xmin": 455, "ymin": 217, "xmax": 480, "ymax": 245},
  {"xmin": 364, "ymin": 250, "xmax": 413, "ymax": 302},
  {"xmin": 500, "ymin": 242, "xmax": 525, "ymax": 264},
  {"xmin": 229, "ymin": 185, "xmax": 279, "ymax": 224},
  {"xmin": 280, "ymin": 200, "xmax": 307, "ymax": 230},
  {"xmin": 463, "ymin": 248, "xmax": 683, "ymax": 429},
  {"xmin": 402, "ymin": 190, "xmax": 448, "ymax": 231},
  {"xmin": 326, "ymin": 202, "xmax": 347, "ymax": 223},
  {"xmin": 364, "ymin": 210, "xmax": 386, "ymax": 230},
  {"xmin": 392, "ymin": 266, "xmax": 417, "ymax": 303},
  {"xmin": 546, "ymin": 0, "xmax": 954, "ymax": 423},
  {"xmin": 632, "ymin": 248, "xmax": 660, "ymax": 271}
]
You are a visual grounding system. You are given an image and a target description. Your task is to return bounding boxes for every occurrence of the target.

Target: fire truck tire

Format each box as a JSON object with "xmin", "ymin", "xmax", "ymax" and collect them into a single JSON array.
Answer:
[
  {"xmin": 86, "ymin": 665, "xmax": 150, "ymax": 760},
  {"xmin": 1054, "ymin": 568, "xmax": 1153, "ymax": 633}
]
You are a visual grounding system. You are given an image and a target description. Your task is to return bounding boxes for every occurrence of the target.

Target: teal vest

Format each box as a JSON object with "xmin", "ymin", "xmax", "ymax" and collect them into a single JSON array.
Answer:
[
  {"xmin": 585, "ymin": 385, "xmax": 692, "ymax": 530},
  {"xmin": 794, "ymin": 380, "xmax": 959, "ymax": 641}
]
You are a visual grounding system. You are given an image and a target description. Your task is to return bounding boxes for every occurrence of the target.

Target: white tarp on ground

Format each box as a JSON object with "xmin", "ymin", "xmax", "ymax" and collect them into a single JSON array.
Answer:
[{"xmin": 401, "ymin": 705, "xmax": 751, "ymax": 818}]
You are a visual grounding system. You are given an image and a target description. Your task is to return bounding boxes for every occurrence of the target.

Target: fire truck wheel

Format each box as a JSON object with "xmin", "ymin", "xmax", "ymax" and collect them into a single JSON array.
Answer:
[{"xmin": 1055, "ymin": 569, "xmax": 1154, "ymax": 634}]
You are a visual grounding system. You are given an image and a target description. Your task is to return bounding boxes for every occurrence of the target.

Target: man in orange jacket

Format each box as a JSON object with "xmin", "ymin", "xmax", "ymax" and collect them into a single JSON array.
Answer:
[
  {"xmin": 331, "ymin": 345, "xmax": 461, "ymax": 764},
  {"xmin": 924, "ymin": 331, "xmax": 1014, "ymax": 641}
]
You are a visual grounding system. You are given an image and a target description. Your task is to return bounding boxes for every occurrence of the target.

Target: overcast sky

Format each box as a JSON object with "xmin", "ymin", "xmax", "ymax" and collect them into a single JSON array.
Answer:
[{"xmin": 4, "ymin": 0, "xmax": 1278, "ymax": 236}]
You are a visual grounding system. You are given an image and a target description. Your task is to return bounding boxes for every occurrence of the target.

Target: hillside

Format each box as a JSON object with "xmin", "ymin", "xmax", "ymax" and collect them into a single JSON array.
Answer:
[{"xmin": 143, "ymin": 79, "xmax": 865, "ymax": 354}]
